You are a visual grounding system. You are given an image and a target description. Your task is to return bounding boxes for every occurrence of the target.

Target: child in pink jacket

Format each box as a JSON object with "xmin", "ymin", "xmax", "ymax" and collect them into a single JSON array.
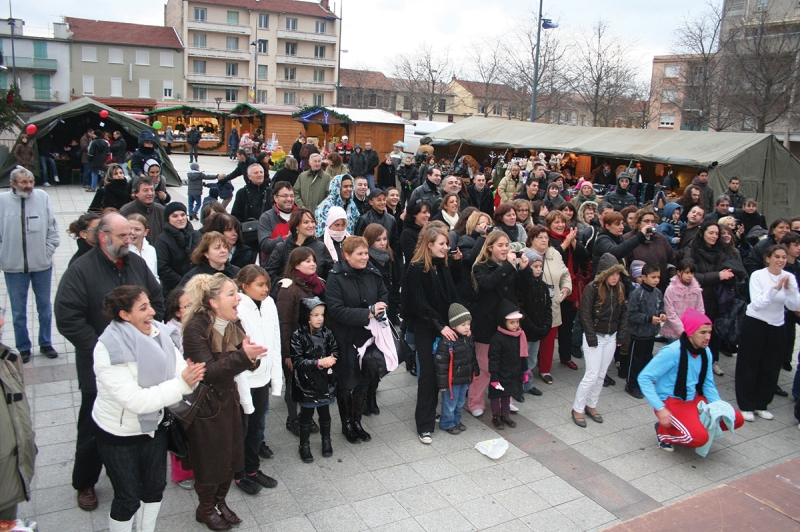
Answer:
[{"xmin": 661, "ymin": 260, "xmax": 705, "ymax": 340}]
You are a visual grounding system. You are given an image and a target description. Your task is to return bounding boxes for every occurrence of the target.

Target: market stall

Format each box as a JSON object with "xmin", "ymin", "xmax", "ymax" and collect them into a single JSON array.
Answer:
[
  {"xmin": 143, "ymin": 105, "xmax": 230, "ymax": 155},
  {"xmin": 229, "ymin": 103, "xmax": 301, "ymax": 153},
  {"xmin": 292, "ymin": 106, "xmax": 407, "ymax": 157}
]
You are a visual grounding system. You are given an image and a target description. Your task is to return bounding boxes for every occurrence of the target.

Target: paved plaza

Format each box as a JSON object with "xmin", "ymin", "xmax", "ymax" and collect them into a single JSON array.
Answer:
[{"xmin": 5, "ymin": 153, "xmax": 800, "ymax": 531}]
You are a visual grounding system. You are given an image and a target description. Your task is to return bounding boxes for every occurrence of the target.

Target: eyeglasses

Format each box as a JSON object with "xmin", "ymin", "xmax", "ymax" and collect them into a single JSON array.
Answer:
[
  {"xmin": 276, "ymin": 194, "xmax": 295, "ymax": 199},
  {"xmin": 517, "ymin": 209, "xmax": 530, "ymax": 213}
]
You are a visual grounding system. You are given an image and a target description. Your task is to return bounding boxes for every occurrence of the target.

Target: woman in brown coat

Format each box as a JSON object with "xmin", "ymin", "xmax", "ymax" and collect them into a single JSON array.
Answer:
[
  {"xmin": 182, "ymin": 273, "xmax": 267, "ymax": 531},
  {"xmin": 13, "ymin": 134, "xmax": 35, "ymax": 172}
]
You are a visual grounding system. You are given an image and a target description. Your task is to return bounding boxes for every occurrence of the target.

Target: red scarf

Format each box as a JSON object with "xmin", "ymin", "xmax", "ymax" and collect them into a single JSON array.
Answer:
[
  {"xmin": 296, "ymin": 270, "xmax": 325, "ymax": 295},
  {"xmin": 497, "ymin": 326, "xmax": 529, "ymax": 358},
  {"xmin": 548, "ymin": 228, "xmax": 577, "ymax": 302}
]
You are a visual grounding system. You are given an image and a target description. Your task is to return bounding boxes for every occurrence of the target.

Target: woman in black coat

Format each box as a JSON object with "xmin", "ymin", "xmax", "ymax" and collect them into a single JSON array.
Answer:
[
  {"xmin": 325, "ymin": 236, "xmax": 388, "ymax": 444},
  {"xmin": 88, "ymin": 164, "xmax": 130, "ymax": 212},
  {"xmin": 156, "ymin": 204, "xmax": 202, "ymax": 297},
  {"xmin": 455, "ymin": 211, "xmax": 491, "ymax": 306},
  {"xmin": 399, "ymin": 200, "xmax": 432, "ymax": 266},
  {"xmin": 180, "ymin": 232, "xmax": 241, "ymax": 286},
  {"xmin": 265, "ymin": 207, "xmax": 333, "ymax": 285},
  {"xmin": 402, "ymin": 226, "xmax": 462, "ymax": 444}
]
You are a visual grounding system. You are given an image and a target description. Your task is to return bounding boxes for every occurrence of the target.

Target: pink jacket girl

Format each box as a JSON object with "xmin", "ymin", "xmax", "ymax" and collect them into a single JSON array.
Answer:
[{"xmin": 661, "ymin": 272, "xmax": 705, "ymax": 339}]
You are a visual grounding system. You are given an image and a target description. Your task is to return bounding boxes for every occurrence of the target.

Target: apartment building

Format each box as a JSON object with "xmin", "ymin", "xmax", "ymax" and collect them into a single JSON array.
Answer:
[
  {"xmin": 0, "ymin": 19, "xmax": 70, "ymax": 107},
  {"xmin": 65, "ymin": 18, "xmax": 184, "ymax": 111},
  {"xmin": 165, "ymin": 0, "xmax": 339, "ymax": 110},
  {"xmin": 449, "ymin": 77, "xmax": 519, "ymax": 120},
  {"xmin": 648, "ymin": 55, "xmax": 698, "ymax": 131}
]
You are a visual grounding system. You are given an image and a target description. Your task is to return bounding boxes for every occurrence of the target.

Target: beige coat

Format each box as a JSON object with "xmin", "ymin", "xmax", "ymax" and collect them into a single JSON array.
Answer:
[
  {"xmin": 540, "ymin": 246, "xmax": 572, "ymax": 328},
  {"xmin": 497, "ymin": 172, "xmax": 523, "ymax": 204}
]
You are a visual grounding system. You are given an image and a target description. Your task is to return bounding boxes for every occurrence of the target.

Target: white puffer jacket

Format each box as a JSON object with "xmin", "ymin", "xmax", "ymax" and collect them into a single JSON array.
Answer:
[
  {"xmin": 234, "ymin": 293, "xmax": 283, "ymax": 414},
  {"xmin": 92, "ymin": 326, "xmax": 193, "ymax": 437}
]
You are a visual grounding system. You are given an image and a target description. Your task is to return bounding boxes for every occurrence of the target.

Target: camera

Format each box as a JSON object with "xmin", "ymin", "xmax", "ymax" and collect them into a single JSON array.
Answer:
[
  {"xmin": 448, "ymin": 249, "xmax": 458, "ymax": 256},
  {"xmin": 645, "ymin": 227, "xmax": 655, "ymax": 235}
]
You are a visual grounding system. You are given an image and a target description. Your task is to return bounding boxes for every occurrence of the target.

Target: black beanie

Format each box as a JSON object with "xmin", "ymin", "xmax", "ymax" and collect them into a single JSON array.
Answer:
[{"xmin": 164, "ymin": 202, "xmax": 187, "ymax": 219}]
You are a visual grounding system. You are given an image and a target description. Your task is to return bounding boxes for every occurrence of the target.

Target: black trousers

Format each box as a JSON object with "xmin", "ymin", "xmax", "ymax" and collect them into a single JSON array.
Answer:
[
  {"xmin": 96, "ymin": 428, "xmax": 167, "ymax": 521},
  {"xmin": 558, "ymin": 302, "xmax": 577, "ymax": 363},
  {"xmin": 72, "ymin": 391, "xmax": 103, "ymax": 491},
  {"xmin": 736, "ymin": 316, "xmax": 786, "ymax": 412},
  {"xmin": 299, "ymin": 404, "xmax": 331, "ymax": 424},
  {"xmin": 627, "ymin": 337, "xmax": 655, "ymax": 390},
  {"xmin": 283, "ymin": 363, "xmax": 298, "ymax": 422},
  {"xmin": 235, "ymin": 384, "xmax": 270, "ymax": 480},
  {"xmin": 414, "ymin": 324, "xmax": 439, "ymax": 434},
  {"xmin": 784, "ymin": 318, "xmax": 796, "ymax": 366},
  {"xmin": 188, "ymin": 144, "xmax": 199, "ymax": 162}
]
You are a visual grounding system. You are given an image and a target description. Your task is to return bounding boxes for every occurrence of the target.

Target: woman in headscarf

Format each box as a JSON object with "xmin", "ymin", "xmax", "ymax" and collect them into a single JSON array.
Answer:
[{"xmin": 322, "ymin": 206, "xmax": 350, "ymax": 263}]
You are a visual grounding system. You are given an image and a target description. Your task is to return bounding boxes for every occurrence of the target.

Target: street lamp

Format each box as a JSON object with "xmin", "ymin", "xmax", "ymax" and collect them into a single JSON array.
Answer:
[
  {"xmin": 250, "ymin": 39, "xmax": 265, "ymax": 104},
  {"xmin": 529, "ymin": 0, "xmax": 558, "ymax": 122},
  {"xmin": 214, "ymin": 97, "xmax": 222, "ymax": 111}
]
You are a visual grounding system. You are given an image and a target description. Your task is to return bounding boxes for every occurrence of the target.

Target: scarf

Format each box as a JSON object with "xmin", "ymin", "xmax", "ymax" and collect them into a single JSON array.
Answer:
[
  {"xmin": 497, "ymin": 326, "xmax": 529, "ymax": 358},
  {"xmin": 674, "ymin": 333, "xmax": 708, "ymax": 401},
  {"xmin": 324, "ymin": 228, "xmax": 349, "ymax": 262},
  {"xmin": 297, "ymin": 270, "xmax": 325, "ymax": 295},
  {"xmin": 499, "ymin": 222, "xmax": 518, "ymax": 242},
  {"xmin": 549, "ymin": 228, "xmax": 576, "ymax": 300},
  {"xmin": 210, "ymin": 318, "xmax": 248, "ymax": 354},
  {"xmin": 368, "ymin": 246, "xmax": 390, "ymax": 266},
  {"xmin": 98, "ymin": 320, "xmax": 177, "ymax": 433},
  {"xmin": 441, "ymin": 210, "xmax": 459, "ymax": 230}
]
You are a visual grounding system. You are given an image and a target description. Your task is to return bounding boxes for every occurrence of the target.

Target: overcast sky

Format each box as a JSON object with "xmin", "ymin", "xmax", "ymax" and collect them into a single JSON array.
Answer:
[{"xmin": 18, "ymin": 0, "xmax": 709, "ymax": 81}]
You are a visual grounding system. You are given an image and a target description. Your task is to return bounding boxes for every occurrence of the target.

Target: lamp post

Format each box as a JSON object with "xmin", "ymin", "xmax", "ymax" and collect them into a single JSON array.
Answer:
[
  {"xmin": 8, "ymin": 0, "xmax": 17, "ymax": 91},
  {"xmin": 250, "ymin": 39, "xmax": 264, "ymax": 104},
  {"xmin": 214, "ymin": 97, "xmax": 222, "ymax": 111},
  {"xmin": 529, "ymin": 0, "xmax": 558, "ymax": 122}
]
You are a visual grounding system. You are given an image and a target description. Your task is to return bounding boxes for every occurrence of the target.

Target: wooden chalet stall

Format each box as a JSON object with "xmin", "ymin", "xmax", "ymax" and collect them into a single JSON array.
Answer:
[
  {"xmin": 229, "ymin": 103, "xmax": 302, "ymax": 152},
  {"xmin": 143, "ymin": 105, "xmax": 230, "ymax": 155},
  {"xmin": 292, "ymin": 106, "xmax": 407, "ymax": 157}
]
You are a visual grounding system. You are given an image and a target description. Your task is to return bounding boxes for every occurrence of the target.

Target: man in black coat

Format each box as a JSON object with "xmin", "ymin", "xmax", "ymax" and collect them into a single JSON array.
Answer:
[
  {"xmin": 231, "ymin": 163, "xmax": 273, "ymax": 224},
  {"xmin": 109, "ymin": 130, "xmax": 127, "ymax": 164},
  {"xmin": 218, "ymin": 149, "xmax": 257, "ymax": 187},
  {"xmin": 54, "ymin": 213, "xmax": 163, "ymax": 511},
  {"xmin": 186, "ymin": 124, "xmax": 201, "ymax": 163},
  {"xmin": 355, "ymin": 189, "xmax": 400, "ymax": 258},
  {"xmin": 516, "ymin": 177, "xmax": 543, "ymax": 203},
  {"xmin": 468, "ymin": 173, "xmax": 494, "ymax": 217},
  {"xmin": 363, "ymin": 141, "xmax": 380, "ymax": 190}
]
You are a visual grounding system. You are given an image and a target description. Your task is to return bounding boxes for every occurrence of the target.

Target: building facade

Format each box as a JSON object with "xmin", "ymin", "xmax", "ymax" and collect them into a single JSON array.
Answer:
[
  {"xmin": 165, "ymin": 0, "xmax": 339, "ymax": 111},
  {"xmin": 64, "ymin": 17, "xmax": 184, "ymax": 111},
  {"xmin": 449, "ymin": 77, "xmax": 519, "ymax": 120},
  {"xmin": 0, "ymin": 19, "xmax": 70, "ymax": 107}
]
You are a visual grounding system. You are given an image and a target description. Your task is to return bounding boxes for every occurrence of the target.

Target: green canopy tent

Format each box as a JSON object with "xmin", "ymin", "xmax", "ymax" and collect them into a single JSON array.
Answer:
[
  {"xmin": 424, "ymin": 117, "xmax": 800, "ymax": 221},
  {"xmin": 0, "ymin": 97, "xmax": 181, "ymax": 187}
]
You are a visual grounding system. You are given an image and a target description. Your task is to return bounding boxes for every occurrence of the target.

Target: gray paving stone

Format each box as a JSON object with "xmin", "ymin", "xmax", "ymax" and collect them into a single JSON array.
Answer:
[
  {"xmin": 352, "ymin": 493, "xmax": 412, "ymax": 527},
  {"xmin": 372, "ymin": 462, "xmax": 427, "ymax": 491},
  {"xmin": 290, "ymin": 479, "xmax": 344, "ymax": 511},
  {"xmin": 522, "ymin": 506, "xmax": 582, "ymax": 532},
  {"xmin": 409, "ymin": 455, "xmax": 461, "ymax": 483},
  {"xmin": 333, "ymin": 471, "xmax": 388, "ymax": 503},
  {"xmin": 260, "ymin": 515, "xmax": 316, "ymax": 532},
  {"xmin": 493, "ymin": 485, "xmax": 551, "ymax": 518},
  {"xmin": 444, "ymin": 447, "xmax": 496, "ymax": 474},
  {"xmin": 393, "ymin": 484, "xmax": 450, "ymax": 517},
  {"xmin": 557, "ymin": 496, "xmax": 618, "ymax": 529},
  {"xmin": 527, "ymin": 476, "xmax": 584, "ymax": 506},
  {"xmin": 466, "ymin": 463, "xmax": 522, "ymax": 493},
  {"xmin": 370, "ymin": 517, "xmax": 426, "ymax": 532},
  {"xmin": 414, "ymin": 506, "xmax": 476, "ymax": 532},
  {"xmin": 307, "ymin": 503, "xmax": 369, "ymax": 532},
  {"xmin": 34, "ymin": 406, "xmax": 76, "ymax": 429},
  {"xmin": 430, "ymin": 474, "xmax": 488, "ymax": 505},
  {"xmin": 455, "ymin": 493, "xmax": 516, "ymax": 529}
]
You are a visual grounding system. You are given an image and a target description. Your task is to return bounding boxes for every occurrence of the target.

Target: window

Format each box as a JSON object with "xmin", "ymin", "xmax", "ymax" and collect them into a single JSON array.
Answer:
[
  {"xmin": 160, "ymin": 52, "xmax": 173, "ymax": 67},
  {"xmin": 226, "ymin": 62, "xmax": 238, "ymax": 77},
  {"xmin": 661, "ymin": 89, "xmax": 677, "ymax": 103},
  {"xmin": 447, "ymin": 115, "xmax": 454, "ymax": 123},
  {"xmin": 82, "ymin": 75, "xmax": 94, "ymax": 95},
  {"xmin": 226, "ymin": 37, "xmax": 239, "ymax": 51},
  {"xmin": 193, "ymin": 34, "xmax": 206, "ymax": 48},
  {"xmin": 82, "ymin": 46, "xmax": 97, "ymax": 62},
  {"xmin": 313, "ymin": 93, "xmax": 324, "ymax": 106},
  {"xmin": 108, "ymin": 48, "xmax": 123, "ymax": 63},
  {"xmin": 258, "ymin": 65, "xmax": 268, "ymax": 79},
  {"xmin": 402, "ymin": 96, "xmax": 411, "ymax": 110},
  {"xmin": 284, "ymin": 91, "xmax": 296, "ymax": 104},
  {"xmin": 369, "ymin": 94, "xmax": 377, "ymax": 107},
  {"xmin": 313, "ymin": 69, "xmax": 325, "ymax": 82},
  {"xmin": 316, "ymin": 21, "xmax": 326, "ymax": 34},
  {"xmin": 192, "ymin": 87, "xmax": 207, "ymax": 100},
  {"xmin": 193, "ymin": 60, "xmax": 206, "ymax": 74},
  {"xmin": 0, "ymin": 72, "xmax": 8, "ymax": 89},
  {"xmin": 33, "ymin": 74, "xmax": 50, "ymax": 100},
  {"xmin": 664, "ymin": 64, "xmax": 680, "ymax": 78},
  {"xmin": 690, "ymin": 65, "xmax": 704, "ymax": 84},
  {"xmin": 33, "ymin": 41, "xmax": 47, "ymax": 59},
  {"xmin": 163, "ymin": 80, "xmax": 174, "ymax": 99},
  {"xmin": 257, "ymin": 40, "xmax": 268, "ymax": 54},
  {"xmin": 193, "ymin": 7, "xmax": 206, "ymax": 21},
  {"xmin": 285, "ymin": 42, "xmax": 297, "ymax": 56},
  {"xmin": 286, "ymin": 18, "xmax": 298, "ymax": 31},
  {"xmin": 258, "ymin": 14, "xmax": 269, "ymax": 29},
  {"xmin": 135, "ymin": 50, "xmax": 150, "ymax": 65},
  {"xmin": 110, "ymin": 78, "xmax": 122, "ymax": 97},
  {"xmin": 659, "ymin": 114, "xmax": 675, "ymax": 127},
  {"xmin": 314, "ymin": 45, "xmax": 325, "ymax": 58},
  {"xmin": 225, "ymin": 89, "xmax": 238, "ymax": 102},
  {"xmin": 284, "ymin": 67, "xmax": 296, "ymax": 80},
  {"xmin": 756, "ymin": 0, "xmax": 768, "ymax": 11},
  {"xmin": 477, "ymin": 104, "xmax": 487, "ymax": 114},
  {"xmin": 438, "ymin": 99, "xmax": 447, "ymax": 112},
  {"xmin": 139, "ymin": 79, "xmax": 150, "ymax": 98},
  {"xmin": 256, "ymin": 89, "xmax": 268, "ymax": 103},
  {"xmin": 227, "ymin": 11, "xmax": 239, "ymax": 25},
  {"xmin": 492, "ymin": 104, "xmax": 502, "ymax": 115}
]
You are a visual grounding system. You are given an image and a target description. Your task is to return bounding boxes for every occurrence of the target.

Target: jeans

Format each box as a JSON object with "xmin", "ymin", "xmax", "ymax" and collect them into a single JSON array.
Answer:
[
  {"xmin": 188, "ymin": 195, "xmax": 201, "ymax": 216},
  {"xmin": 39, "ymin": 155, "xmax": 57, "ymax": 184},
  {"xmin": 73, "ymin": 392, "xmax": 104, "ymax": 490},
  {"xmin": 4, "ymin": 268, "xmax": 53, "ymax": 352},
  {"xmin": 236, "ymin": 384, "xmax": 271, "ymax": 480},
  {"xmin": 189, "ymin": 144, "xmax": 199, "ymax": 162},
  {"xmin": 82, "ymin": 163, "xmax": 92, "ymax": 187},
  {"xmin": 366, "ymin": 174, "xmax": 375, "ymax": 190},
  {"xmin": 440, "ymin": 384, "xmax": 468, "ymax": 430},
  {"xmin": 97, "ymin": 427, "xmax": 167, "ymax": 521},
  {"xmin": 521, "ymin": 341, "xmax": 541, "ymax": 392},
  {"xmin": 573, "ymin": 333, "xmax": 617, "ymax": 412}
]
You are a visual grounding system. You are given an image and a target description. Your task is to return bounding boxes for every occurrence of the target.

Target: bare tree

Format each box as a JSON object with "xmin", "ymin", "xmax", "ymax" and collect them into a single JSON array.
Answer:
[
  {"xmin": 630, "ymin": 81, "xmax": 654, "ymax": 129},
  {"xmin": 390, "ymin": 43, "xmax": 460, "ymax": 120},
  {"xmin": 467, "ymin": 39, "xmax": 507, "ymax": 118},
  {"xmin": 565, "ymin": 19, "xmax": 640, "ymax": 127},
  {"xmin": 339, "ymin": 64, "xmax": 374, "ymax": 107}
]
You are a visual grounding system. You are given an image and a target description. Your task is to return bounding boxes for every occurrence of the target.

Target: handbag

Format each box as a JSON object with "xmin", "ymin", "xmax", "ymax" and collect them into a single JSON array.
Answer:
[
  {"xmin": 162, "ymin": 409, "xmax": 189, "ymax": 458},
  {"xmin": 241, "ymin": 219, "xmax": 259, "ymax": 247},
  {"xmin": 390, "ymin": 322, "xmax": 412, "ymax": 365},
  {"xmin": 170, "ymin": 381, "xmax": 213, "ymax": 428}
]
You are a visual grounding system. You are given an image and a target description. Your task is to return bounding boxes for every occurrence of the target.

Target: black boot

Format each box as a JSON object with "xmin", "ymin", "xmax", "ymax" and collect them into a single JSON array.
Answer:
[
  {"xmin": 362, "ymin": 393, "xmax": 373, "ymax": 416},
  {"xmin": 407, "ymin": 358, "xmax": 417, "ymax": 376},
  {"xmin": 368, "ymin": 382, "xmax": 380, "ymax": 415},
  {"xmin": 350, "ymin": 394, "xmax": 372, "ymax": 442},
  {"xmin": 320, "ymin": 421, "xmax": 333, "ymax": 458},
  {"xmin": 298, "ymin": 422, "xmax": 314, "ymax": 463},
  {"xmin": 338, "ymin": 396, "xmax": 360, "ymax": 444}
]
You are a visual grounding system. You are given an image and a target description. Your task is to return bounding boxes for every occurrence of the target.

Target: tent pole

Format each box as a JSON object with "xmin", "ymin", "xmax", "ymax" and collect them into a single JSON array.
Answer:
[{"xmin": 452, "ymin": 142, "xmax": 463, "ymax": 167}]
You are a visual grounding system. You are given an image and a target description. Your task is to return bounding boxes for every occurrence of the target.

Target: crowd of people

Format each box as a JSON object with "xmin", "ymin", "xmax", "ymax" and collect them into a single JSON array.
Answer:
[{"xmin": 1, "ymin": 142, "xmax": 799, "ymax": 531}]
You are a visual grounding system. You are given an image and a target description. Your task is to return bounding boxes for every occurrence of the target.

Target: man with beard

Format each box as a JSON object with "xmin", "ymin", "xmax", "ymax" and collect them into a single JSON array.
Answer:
[
  {"xmin": 55, "ymin": 212, "xmax": 163, "ymax": 511},
  {"xmin": 119, "ymin": 178, "xmax": 166, "ymax": 244},
  {"xmin": 0, "ymin": 166, "xmax": 60, "ymax": 363},
  {"xmin": 294, "ymin": 153, "xmax": 331, "ymax": 211}
]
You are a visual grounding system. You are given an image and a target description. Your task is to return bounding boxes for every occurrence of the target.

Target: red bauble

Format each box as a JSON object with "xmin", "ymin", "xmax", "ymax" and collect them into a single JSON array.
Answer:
[{"xmin": 25, "ymin": 124, "xmax": 37, "ymax": 135}]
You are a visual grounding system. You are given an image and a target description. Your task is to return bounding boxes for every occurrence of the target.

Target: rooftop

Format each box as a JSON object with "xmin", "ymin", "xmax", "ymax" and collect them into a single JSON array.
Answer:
[
  {"xmin": 188, "ymin": 0, "xmax": 337, "ymax": 19},
  {"xmin": 451, "ymin": 77, "xmax": 518, "ymax": 101},
  {"xmin": 340, "ymin": 69, "xmax": 394, "ymax": 90},
  {"xmin": 63, "ymin": 17, "xmax": 183, "ymax": 49}
]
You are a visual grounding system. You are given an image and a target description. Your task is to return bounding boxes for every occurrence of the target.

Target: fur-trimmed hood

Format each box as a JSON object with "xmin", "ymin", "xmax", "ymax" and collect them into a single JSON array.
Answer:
[
  {"xmin": 594, "ymin": 253, "xmax": 627, "ymax": 285},
  {"xmin": 578, "ymin": 200, "xmax": 598, "ymax": 225}
]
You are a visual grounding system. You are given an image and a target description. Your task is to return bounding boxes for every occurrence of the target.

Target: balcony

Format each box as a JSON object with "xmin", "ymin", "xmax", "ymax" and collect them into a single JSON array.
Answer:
[
  {"xmin": 275, "ymin": 54, "xmax": 336, "ymax": 68},
  {"xmin": 276, "ymin": 79, "xmax": 336, "ymax": 91},
  {"xmin": 277, "ymin": 29, "xmax": 337, "ymax": 44},
  {"xmin": 187, "ymin": 46, "xmax": 251, "ymax": 61},
  {"xmin": 186, "ymin": 73, "xmax": 252, "ymax": 87},
  {"xmin": 187, "ymin": 19, "xmax": 251, "ymax": 36},
  {"xmin": 20, "ymin": 88, "xmax": 61, "ymax": 102},
  {"xmin": 13, "ymin": 56, "xmax": 58, "ymax": 71}
]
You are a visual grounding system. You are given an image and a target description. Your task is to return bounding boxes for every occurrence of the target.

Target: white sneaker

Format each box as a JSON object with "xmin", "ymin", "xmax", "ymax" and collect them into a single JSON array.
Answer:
[
  {"xmin": 43, "ymin": 182, "xmax": 51, "ymax": 187},
  {"xmin": 418, "ymin": 432, "xmax": 432, "ymax": 444},
  {"xmin": 754, "ymin": 410, "xmax": 774, "ymax": 420},
  {"xmin": 509, "ymin": 403, "xmax": 519, "ymax": 412},
  {"xmin": 53, "ymin": 175, "xmax": 60, "ymax": 182},
  {"xmin": 712, "ymin": 362, "xmax": 724, "ymax": 376},
  {"xmin": 741, "ymin": 411, "xmax": 755, "ymax": 422},
  {"xmin": 470, "ymin": 409, "xmax": 484, "ymax": 417}
]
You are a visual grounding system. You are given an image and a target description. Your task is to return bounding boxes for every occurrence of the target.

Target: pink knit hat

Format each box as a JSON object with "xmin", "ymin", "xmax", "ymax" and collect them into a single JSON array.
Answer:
[{"xmin": 681, "ymin": 308, "xmax": 711, "ymax": 336}]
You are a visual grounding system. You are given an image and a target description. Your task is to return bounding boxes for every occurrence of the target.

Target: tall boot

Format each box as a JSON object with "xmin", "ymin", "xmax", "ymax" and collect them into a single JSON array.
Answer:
[
  {"xmin": 213, "ymin": 481, "xmax": 241, "ymax": 525},
  {"xmin": 135, "ymin": 501, "xmax": 162, "ymax": 532},
  {"xmin": 299, "ymin": 422, "xmax": 314, "ymax": 463},
  {"xmin": 109, "ymin": 516, "xmax": 133, "ymax": 532},
  {"xmin": 195, "ymin": 486, "xmax": 231, "ymax": 531},
  {"xmin": 368, "ymin": 381, "xmax": 380, "ymax": 415},
  {"xmin": 338, "ymin": 395, "xmax": 360, "ymax": 444},
  {"xmin": 350, "ymin": 393, "xmax": 372, "ymax": 442},
  {"xmin": 320, "ymin": 420, "xmax": 333, "ymax": 458}
]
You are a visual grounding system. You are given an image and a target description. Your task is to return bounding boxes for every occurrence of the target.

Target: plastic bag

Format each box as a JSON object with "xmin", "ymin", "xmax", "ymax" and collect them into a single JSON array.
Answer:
[{"xmin": 474, "ymin": 437, "xmax": 509, "ymax": 459}]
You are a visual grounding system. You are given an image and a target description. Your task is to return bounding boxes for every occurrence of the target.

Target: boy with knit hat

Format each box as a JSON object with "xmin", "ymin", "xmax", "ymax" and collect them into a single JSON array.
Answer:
[
  {"xmin": 434, "ymin": 304, "xmax": 479, "ymax": 434},
  {"xmin": 638, "ymin": 308, "xmax": 744, "ymax": 452}
]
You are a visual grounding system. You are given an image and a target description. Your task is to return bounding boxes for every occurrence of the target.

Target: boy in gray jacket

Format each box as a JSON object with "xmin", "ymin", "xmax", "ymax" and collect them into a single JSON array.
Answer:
[
  {"xmin": 626, "ymin": 264, "xmax": 666, "ymax": 399},
  {"xmin": 186, "ymin": 162, "xmax": 218, "ymax": 220}
]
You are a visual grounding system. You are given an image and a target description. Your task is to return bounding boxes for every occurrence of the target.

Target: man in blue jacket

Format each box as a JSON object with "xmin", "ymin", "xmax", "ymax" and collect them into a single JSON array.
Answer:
[{"xmin": 638, "ymin": 308, "xmax": 743, "ymax": 451}]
